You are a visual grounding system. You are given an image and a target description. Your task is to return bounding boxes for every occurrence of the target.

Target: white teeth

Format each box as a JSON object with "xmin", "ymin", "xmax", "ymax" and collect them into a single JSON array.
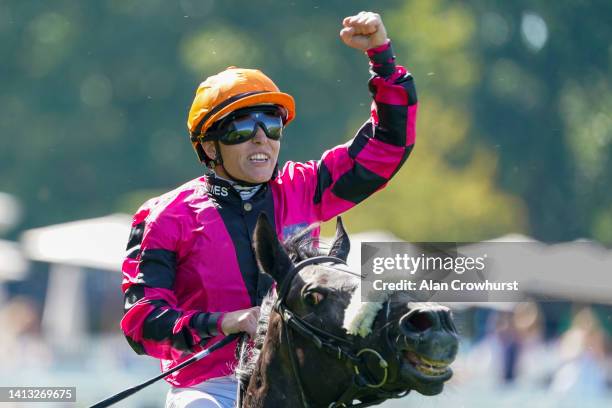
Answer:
[{"xmin": 249, "ymin": 153, "xmax": 269, "ymax": 162}]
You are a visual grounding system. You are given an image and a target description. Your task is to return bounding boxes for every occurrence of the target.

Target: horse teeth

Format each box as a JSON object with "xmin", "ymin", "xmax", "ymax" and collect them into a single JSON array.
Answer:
[
  {"xmin": 415, "ymin": 362, "xmax": 447, "ymax": 376},
  {"xmin": 417, "ymin": 365, "xmax": 446, "ymax": 375},
  {"xmin": 404, "ymin": 350, "xmax": 449, "ymax": 376}
]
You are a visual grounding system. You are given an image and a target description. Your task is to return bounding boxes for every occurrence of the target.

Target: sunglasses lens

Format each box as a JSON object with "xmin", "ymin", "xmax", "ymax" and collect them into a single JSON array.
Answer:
[
  {"xmin": 259, "ymin": 114, "xmax": 283, "ymax": 140},
  {"xmin": 223, "ymin": 117, "xmax": 256, "ymax": 144},
  {"xmin": 218, "ymin": 110, "xmax": 284, "ymax": 144}
]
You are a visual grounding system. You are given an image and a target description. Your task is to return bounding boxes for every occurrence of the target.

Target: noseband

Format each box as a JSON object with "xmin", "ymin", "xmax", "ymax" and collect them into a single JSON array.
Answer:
[{"xmin": 273, "ymin": 256, "xmax": 407, "ymax": 408}]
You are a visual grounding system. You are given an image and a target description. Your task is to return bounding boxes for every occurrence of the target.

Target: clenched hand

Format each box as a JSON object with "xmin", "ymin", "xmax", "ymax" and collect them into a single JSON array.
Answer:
[{"xmin": 340, "ymin": 11, "xmax": 388, "ymax": 51}]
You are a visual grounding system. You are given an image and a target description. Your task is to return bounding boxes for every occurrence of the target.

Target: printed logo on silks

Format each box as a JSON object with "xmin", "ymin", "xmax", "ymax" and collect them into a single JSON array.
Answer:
[
  {"xmin": 208, "ymin": 185, "xmax": 229, "ymax": 197},
  {"xmin": 283, "ymin": 223, "xmax": 308, "ymax": 239}
]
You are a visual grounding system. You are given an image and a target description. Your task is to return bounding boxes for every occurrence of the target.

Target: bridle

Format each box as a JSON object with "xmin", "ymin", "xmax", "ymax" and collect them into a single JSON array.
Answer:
[{"xmin": 273, "ymin": 256, "xmax": 409, "ymax": 408}]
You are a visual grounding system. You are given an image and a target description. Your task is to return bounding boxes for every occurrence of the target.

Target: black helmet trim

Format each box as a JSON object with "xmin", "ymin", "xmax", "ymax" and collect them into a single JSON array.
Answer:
[{"xmin": 190, "ymin": 91, "xmax": 268, "ymax": 139}]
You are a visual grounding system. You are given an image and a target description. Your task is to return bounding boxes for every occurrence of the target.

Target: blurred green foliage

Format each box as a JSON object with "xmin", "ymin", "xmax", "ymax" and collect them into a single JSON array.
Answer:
[{"xmin": 0, "ymin": 0, "xmax": 610, "ymax": 243}]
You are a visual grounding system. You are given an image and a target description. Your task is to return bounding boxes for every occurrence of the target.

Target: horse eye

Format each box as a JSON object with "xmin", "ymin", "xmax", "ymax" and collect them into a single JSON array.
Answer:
[{"xmin": 304, "ymin": 291, "xmax": 325, "ymax": 306}]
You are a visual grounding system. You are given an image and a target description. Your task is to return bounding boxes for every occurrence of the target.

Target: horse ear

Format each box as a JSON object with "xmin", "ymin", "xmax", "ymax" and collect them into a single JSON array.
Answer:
[
  {"xmin": 253, "ymin": 213, "xmax": 293, "ymax": 283},
  {"xmin": 328, "ymin": 217, "xmax": 350, "ymax": 262}
]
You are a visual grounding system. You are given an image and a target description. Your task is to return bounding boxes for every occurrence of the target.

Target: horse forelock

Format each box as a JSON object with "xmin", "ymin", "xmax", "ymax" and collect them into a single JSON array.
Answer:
[
  {"xmin": 343, "ymin": 283, "xmax": 386, "ymax": 338},
  {"xmin": 343, "ymin": 281, "xmax": 400, "ymax": 338}
]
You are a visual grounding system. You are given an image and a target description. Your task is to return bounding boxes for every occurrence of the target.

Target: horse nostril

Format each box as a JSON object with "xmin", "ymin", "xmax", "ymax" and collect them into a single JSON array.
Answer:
[
  {"xmin": 442, "ymin": 311, "xmax": 458, "ymax": 334},
  {"xmin": 400, "ymin": 310, "xmax": 435, "ymax": 333}
]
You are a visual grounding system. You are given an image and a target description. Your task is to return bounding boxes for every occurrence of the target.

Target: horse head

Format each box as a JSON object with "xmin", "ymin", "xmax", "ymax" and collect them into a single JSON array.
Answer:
[
  {"xmin": 344, "ymin": 292, "xmax": 459, "ymax": 398},
  {"xmin": 246, "ymin": 214, "xmax": 458, "ymax": 407}
]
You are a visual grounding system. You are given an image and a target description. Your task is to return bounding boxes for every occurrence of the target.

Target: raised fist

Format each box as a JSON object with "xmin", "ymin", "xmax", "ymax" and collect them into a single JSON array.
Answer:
[{"xmin": 340, "ymin": 11, "xmax": 388, "ymax": 51}]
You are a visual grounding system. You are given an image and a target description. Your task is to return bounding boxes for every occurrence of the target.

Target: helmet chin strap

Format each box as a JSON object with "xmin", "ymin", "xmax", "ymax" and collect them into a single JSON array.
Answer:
[{"xmin": 211, "ymin": 140, "xmax": 275, "ymax": 187}]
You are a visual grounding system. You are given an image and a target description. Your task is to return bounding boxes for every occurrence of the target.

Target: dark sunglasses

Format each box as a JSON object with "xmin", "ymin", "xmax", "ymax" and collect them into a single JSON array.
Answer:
[{"xmin": 207, "ymin": 106, "xmax": 285, "ymax": 145}]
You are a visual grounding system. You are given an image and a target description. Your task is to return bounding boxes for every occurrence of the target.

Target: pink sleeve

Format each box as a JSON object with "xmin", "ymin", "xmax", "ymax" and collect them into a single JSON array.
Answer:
[
  {"xmin": 120, "ymin": 201, "xmax": 223, "ymax": 360},
  {"xmin": 276, "ymin": 59, "xmax": 417, "ymax": 224}
]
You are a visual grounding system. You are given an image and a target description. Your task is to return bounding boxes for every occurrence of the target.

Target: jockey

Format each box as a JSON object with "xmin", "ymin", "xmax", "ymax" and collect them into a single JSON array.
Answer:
[{"xmin": 121, "ymin": 11, "xmax": 418, "ymax": 408}]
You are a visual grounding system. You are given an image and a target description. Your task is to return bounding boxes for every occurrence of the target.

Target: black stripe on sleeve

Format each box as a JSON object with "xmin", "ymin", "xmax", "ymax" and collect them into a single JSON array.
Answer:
[
  {"xmin": 370, "ymin": 73, "xmax": 417, "ymax": 106},
  {"xmin": 126, "ymin": 222, "xmax": 145, "ymax": 259},
  {"xmin": 137, "ymin": 249, "xmax": 177, "ymax": 289},
  {"xmin": 314, "ymin": 160, "xmax": 333, "ymax": 205},
  {"xmin": 373, "ymin": 102, "xmax": 408, "ymax": 147},
  {"xmin": 348, "ymin": 123, "xmax": 371, "ymax": 159},
  {"xmin": 315, "ymin": 122, "xmax": 371, "ymax": 206},
  {"xmin": 191, "ymin": 312, "xmax": 222, "ymax": 338},
  {"xmin": 401, "ymin": 75, "xmax": 418, "ymax": 106},
  {"xmin": 368, "ymin": 42, "xmax": 396, "ymax": 78},
  {"xmin": 123, "ymin": 286, "xmax": 200, "ymax": 353},
  {"xmin": 142, "ymin": 301, "xmax": 195, "ymax": 352},
  {"xmin": 331, "ymin": 162, "xmax": 388, "ymax": 204}
]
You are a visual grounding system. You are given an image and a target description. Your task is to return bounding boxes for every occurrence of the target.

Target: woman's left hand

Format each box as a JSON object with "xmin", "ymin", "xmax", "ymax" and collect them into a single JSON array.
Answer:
[{"xmin": 340, "ymin": 11, "xmax": 388, "ymax": 51}]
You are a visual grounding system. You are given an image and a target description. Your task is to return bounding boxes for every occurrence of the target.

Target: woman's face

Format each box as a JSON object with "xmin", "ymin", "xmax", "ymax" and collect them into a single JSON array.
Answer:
[{"xmin": 203, "ymin": 125, "xmax": 280, "ymax": 184}]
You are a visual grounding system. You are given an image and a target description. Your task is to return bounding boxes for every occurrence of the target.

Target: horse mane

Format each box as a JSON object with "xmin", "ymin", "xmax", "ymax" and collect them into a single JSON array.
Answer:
[{"xmin": 235, "ymin": 224, "xmax": 325, "ymax": 389}]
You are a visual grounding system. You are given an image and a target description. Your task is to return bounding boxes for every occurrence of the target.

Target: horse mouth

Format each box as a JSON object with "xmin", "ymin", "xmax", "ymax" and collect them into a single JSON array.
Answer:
[{"xmin": 402, "ymin": 350, "xmax": 453, "ymax": 382}]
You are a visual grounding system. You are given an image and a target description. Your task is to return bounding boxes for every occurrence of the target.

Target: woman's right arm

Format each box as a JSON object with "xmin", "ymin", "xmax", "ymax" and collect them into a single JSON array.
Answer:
[{"xmin": 120, "ymin": 209, "xmax": 225, "ymax": 359}]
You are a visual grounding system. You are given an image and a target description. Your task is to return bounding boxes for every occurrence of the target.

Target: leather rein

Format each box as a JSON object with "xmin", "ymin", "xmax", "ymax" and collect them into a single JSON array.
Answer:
[{"xmin": 272, "ymin": 256, "xmax": 408, "ymax": 408}]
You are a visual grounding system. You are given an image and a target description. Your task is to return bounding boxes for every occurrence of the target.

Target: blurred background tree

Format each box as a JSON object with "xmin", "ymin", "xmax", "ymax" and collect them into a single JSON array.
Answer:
[
  {"xmin": 468, "ymin": 0, "xmax": 612, "ymax": 243},
  {"xmin": 0, "ymin": 0, "xmax": 610, "ymax": 243}
]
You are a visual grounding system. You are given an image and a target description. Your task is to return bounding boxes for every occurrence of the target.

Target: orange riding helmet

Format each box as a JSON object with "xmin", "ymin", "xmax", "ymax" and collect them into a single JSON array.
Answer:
[{"xmin": 187, "ymin": 66, "xmax": 296, "ymax": 163}]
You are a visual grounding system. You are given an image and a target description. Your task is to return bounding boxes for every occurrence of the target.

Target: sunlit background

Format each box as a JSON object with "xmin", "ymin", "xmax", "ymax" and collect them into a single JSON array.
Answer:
[{"xmin": 0, "ymin": 1, "xmax": 611, "ymax": 407}]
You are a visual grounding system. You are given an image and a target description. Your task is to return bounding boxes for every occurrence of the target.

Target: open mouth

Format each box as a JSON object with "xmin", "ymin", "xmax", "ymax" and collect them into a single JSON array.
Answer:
[
  {"xmin": 403, "ymin": 350, "xmax": 452, "ymax": 380},
  {"xmin": 248, "ymin": 153, "xmax": 270, "ymax": 163}
]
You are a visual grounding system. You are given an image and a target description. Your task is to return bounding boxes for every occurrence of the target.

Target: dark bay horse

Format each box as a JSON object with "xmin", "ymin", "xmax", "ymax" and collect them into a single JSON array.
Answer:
[{"xmin": 236, "ymin": 215, "xmax": 458, "ymax": 407}]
